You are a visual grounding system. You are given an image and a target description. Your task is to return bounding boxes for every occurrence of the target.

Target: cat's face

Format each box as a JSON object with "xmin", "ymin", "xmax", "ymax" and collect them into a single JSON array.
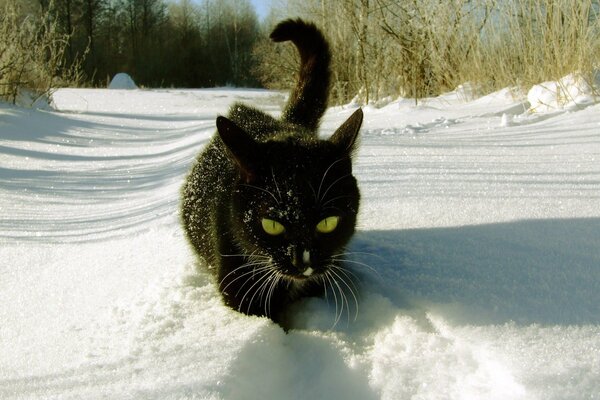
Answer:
[
  {"xmin": 232, "ymin": 146, "xmax": 359, "ymax": 280},
  {"xmin": 218, "ymin": 110, "xmax": 362, "ymax": 281}
]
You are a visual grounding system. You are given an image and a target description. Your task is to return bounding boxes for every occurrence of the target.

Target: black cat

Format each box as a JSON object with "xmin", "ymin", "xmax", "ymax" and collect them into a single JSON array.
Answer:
[{"xmin": 181, "ymin": 19, "xmax": 363, "ymax": 327}]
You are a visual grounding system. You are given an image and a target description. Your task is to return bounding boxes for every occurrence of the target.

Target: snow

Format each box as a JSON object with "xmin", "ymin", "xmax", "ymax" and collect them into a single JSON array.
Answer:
[
  {"xmin": 1, "ymin": 85, "xmax": 600, "ymax": 399},
  {"xmin": 527, "ymin": 71, "xmax": 600, "ymax": 112},
  {"xmin": 108, "ymin": 73, "xmax": 138, "ymax": 90}
]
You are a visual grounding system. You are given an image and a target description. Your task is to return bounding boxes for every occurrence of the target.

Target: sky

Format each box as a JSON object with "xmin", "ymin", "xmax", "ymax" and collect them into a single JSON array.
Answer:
[
  {"xmin": 185, "ymin": 0, "xmax": 272, "ymax": 20},
  {"xmin": 250, "ymin": 0, "xmax": 272, "ymax": 20}
]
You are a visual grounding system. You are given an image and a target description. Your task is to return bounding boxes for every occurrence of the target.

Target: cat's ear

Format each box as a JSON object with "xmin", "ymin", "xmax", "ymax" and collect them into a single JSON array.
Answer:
[
  {"xmin": 216, "ymin": 116, "xmax": 258, "ymax": 182},
  {"xmin": 329, "ymin": 108, "xmax": 362, "ymax": 155}
]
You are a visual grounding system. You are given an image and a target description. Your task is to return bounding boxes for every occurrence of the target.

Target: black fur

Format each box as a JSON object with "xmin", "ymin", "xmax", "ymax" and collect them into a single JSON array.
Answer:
[
  {"xmin": 181, "ymin": 19, "xmax": 363, "ymax": 327},
  {"xmin": 270, "ymin": 19, "xmax": 331, "ymax": 131}
]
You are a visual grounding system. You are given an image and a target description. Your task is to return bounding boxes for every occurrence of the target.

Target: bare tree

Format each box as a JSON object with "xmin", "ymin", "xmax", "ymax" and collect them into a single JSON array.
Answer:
[{"xmin": 0, "ymin": 0, "xmax": 85, "ymax": 103}]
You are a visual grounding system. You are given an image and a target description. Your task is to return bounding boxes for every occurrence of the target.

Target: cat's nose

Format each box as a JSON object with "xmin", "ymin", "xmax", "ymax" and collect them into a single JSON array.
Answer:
[
  {"xmin": 291, "ymin": 249, "xmax": 311, "ymax": 272},
  {"xmin": 302, "ymin": 249, "xmax": 311, "ymax": 265}
]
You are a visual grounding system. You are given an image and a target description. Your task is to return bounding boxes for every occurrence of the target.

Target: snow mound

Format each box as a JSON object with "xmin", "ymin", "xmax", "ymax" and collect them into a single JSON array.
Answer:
[
  {"xmin": 12, "ymin": 89, "xmax": 53, "ymax": 109},
  {"xmin": 108, "ymin": 73, "xmax": 138, "ymax": 90},
  {"xmin": 528, "ymin": 71, "xmax": 600, "ymax": 112}
]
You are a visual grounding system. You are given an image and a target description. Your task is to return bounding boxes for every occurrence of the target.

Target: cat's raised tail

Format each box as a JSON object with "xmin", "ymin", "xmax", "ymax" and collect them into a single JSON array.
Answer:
[{"xmin": 270, "ymin": 19, "xmax": 331, "ymax": 132}]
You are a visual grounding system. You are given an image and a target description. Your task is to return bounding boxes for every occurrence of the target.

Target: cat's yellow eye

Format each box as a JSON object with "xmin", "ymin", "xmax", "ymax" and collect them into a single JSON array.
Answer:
[
  {"xmin": 261, "ymin": 218, "xmax": 285, "ymax": 236},
  {"xmin": 316, "ymin": 216, "xmax": 340, "ymax": 234}
]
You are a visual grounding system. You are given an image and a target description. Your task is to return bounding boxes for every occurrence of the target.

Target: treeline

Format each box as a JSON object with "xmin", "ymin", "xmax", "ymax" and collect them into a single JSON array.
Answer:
[
  {"xmin": 4, "ymin": 0, "xmax": 262, "ymax": 89},
  {"xmin": 3, "ymin": 0, "xmax": 600, "ymax": 106}
]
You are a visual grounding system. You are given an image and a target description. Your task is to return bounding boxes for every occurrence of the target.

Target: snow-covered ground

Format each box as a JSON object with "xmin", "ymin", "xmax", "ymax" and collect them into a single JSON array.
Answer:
[{"xmin": 1, "ymin": 85, "xmax": 599, "ymax": 399}]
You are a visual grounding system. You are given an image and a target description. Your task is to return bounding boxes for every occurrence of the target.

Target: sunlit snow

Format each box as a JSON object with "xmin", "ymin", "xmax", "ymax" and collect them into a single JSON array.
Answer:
[{"xmin": 1, "ymin": 84, "xmax": 599, "ymax": 399}]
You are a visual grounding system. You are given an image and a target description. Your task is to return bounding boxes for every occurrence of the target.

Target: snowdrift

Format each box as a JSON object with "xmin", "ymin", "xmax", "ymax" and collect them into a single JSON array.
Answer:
[
  {"xmin": 528, "ymin": 71, "xmax": 600, "ymax": 112},
  {"xmin": 108, "ymin": 73, "xmax": 138, "ymax": 90}
]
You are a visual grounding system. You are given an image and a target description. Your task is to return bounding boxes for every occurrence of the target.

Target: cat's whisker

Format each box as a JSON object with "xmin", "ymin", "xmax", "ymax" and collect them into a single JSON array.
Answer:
[
  {"xmin": 265, "ymin": 273, "xmax": 277, "ymax": 317},
  {"xmin": 271, "ymin": 167, "xmax": 283, "ymax": 203},
  {"xmin": 329, "ymin": 269, "xmax": 350, "ymax": 326},
  {"xmin": 328, "ymin": 266, "xmax": 359, "ymax": 322},
  {"xmin": 261, "ymin": 274, "xmax": 273, "ymax": 317},
  {"xmin": 220, "ymin": 264, "xmax": 273, "ymax": 294},
  {"xmin": 321, "ymin": 194, "xmax": 354, "ymax": 208},
  {"xmin": 250, "ymin": 268, "xmax": 278, "ymax": 315},
  {"xmin": 218, "ymin": 259, "xmax": 271, "ymax": 285},
  {"xmin": 256, "ymin": 269, "xmax": 280, "ymax": 316},
  {"xmin": 321, "ymin": 272, "xmax": 335, "ymax": 327},
  {"xmin": 240, "ymin": 268, "xmax": 277, "ymax": 315},
  {"xmin": 265, "ymin": 272, "xmax": 282, "ymax": 318},
  {"xmin": 219, "ymin": 264, "xmax": 256, "ymax": 288},
  {"xmin": 331, "ymin": 257, "xmax": 382, "ymax": 280},
  {"xmin": 261, "ymin": 266, "xmax": 280, "ymax": 305},
  {"xmin": 217, "ymin": 252, "xmax": 272, "ymax": 285},
  {"xmin": 333, "ymin": 251, "xmax": 386, "ymax": 261},
  {"xmin": 319, "ymin": 173, "xmax": 351, "ymax": 205},
  {"xmin": 317, "ymin": 158, "xmax": 345, "ymax": 201},
  {"xmin": 240, "ymin": 183, "xmax": 281, "ymax": 205},
  {"xmin": 220, "ymin": 253, "xmax": 271, "ymax": 260},
  {"xmin": 336, "ymin": 276, "xmax": 349, "ymax": 328},
  {"xmin": 328, "ymin": 264, "xmax": 360, "ymax": 294},
  {"xmin": 320, "ymin": 275, "xmax": 329, "ymax": 304},
  {"xmin": 323, "ymin": 271, "xmax": 342, "ymax": 329},
  {"xmin": 221, "ymin": 270, "xmax": 270, "ymax": 299},
  {"xmin": 315, "ymin": 274, "xmax": 329, "ymax": 306}
]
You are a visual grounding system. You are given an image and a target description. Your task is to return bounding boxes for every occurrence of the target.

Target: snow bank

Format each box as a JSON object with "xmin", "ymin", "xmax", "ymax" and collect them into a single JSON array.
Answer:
[
  {"xmin": 13, "ymin": 89, "xmax": 53, "ymax": 109},
  {"xmin": 527, "ymin": 71, "xmax": 600, "ymax": 112},
  {"xmin": 108, "ymin": 72, "xmax": 138, "ymax": 89},
  {"xmin": 348, "ymin": 71, "xmax": 600, "ymax": 115}
]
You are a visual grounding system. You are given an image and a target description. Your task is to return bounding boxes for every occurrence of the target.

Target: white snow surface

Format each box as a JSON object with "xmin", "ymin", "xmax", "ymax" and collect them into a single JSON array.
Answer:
[{"xmin": 1, "ymin": 86, "xmax": 600, "ymax": 399}]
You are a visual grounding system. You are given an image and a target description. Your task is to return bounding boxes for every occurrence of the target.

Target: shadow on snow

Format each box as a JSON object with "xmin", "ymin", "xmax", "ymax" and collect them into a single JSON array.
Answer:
[{"xmin": 351, "ymin": 218, "xmax": 600, "ymax": 326}]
